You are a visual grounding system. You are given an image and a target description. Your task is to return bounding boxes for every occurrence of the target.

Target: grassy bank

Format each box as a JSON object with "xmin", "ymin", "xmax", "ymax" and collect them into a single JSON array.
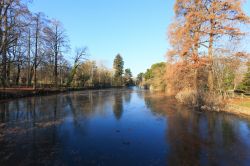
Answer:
[
  {"xmin": 0, "ymin": 88, "xmax": 66, "ymax": 101},
  {"xmin": 0, "ymin": 86, "xmax": 123, "ymax": 101},
  {"xmin": 238, "ymin": 101, "xmax": 250, "ymax": 108},
  {"xmin": 226, "ymin": 98, "xmax": 250, "ymax": 117}
]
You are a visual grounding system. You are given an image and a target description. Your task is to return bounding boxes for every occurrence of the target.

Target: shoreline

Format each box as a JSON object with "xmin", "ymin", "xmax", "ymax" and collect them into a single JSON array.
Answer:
[
  {"xmin": 165, "ymin": 93, "xmax": 250, "ymax": 117},
  {"xmin": 0, "ymin": 86, "xmax": 124, "ymax": 102},
  {"xmin": 224, "ymin": 98, "xmax": 250, "ymax": 117},
  {"xmin": 225, "ymin": 104, "xmax": 250, "ymax": 117}
]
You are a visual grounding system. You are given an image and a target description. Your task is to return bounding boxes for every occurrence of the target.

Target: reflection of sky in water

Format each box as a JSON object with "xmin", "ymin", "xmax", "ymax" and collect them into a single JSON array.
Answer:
[
  {"xmin": 239, "ymin": 121, "xmax": 250, "ymax": 147},
  {"xmin": 0, "ymin": 89, "xmax": 250, "ymax": 165}
]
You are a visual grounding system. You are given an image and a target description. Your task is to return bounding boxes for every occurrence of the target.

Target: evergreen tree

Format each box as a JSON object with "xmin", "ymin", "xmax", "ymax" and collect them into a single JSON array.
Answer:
[
  {"xmin": 113, "ymin": 54, "xmax": 124, "ymax": 86},
  {"xmin": 124, "ymin": 68, "xmax": 133, "ymax": 86},
  {"xmin": 136, "ymin": 73, "xmax": 144, "ymax": 86}
]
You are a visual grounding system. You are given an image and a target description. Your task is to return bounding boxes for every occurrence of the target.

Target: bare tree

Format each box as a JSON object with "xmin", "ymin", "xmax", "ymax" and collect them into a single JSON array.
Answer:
[
  {"xmin": 67, "ymin": 47, "xmax": 88, "ymax": 86},
  {"xmin": 44, "ymin": 20, "xmax": 69, "ymax": 88},
  {"xmin": 0, "ymin": 0, "xmax": 29, "ymax": 87}
]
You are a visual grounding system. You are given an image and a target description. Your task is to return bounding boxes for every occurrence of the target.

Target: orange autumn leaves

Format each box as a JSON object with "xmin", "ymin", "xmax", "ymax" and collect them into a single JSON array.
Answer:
[{"xmin": 166, "ymin": 0, "xmax": 250, "ymax": 95}]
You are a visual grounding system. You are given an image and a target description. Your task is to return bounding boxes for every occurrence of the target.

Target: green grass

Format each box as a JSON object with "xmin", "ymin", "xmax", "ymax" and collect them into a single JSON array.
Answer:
[{"xmin": 238, "ymin": 102, "xmax": 250, "ymax": 108}]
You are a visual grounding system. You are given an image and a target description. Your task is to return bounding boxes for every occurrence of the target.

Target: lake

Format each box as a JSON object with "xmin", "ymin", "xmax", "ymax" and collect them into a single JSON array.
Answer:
[{"xmin": 0, "ymin": 88, "xmax": 250, "ymax": 166}]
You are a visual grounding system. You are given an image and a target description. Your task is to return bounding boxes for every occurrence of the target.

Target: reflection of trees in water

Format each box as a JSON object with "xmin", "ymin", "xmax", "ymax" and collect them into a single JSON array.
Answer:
[
  {"xmin": 0, "ymin": 102, "xmax": 8, "ymax": 122},
  {"xmin": 113, "ymin": 90, "xmax": 131, "ymax": 119},
  {"xmin": 113, "ymin": 94, "xmax": 123, "ymax": 120},
  {"xmin": 0, "ymin": 97, "xmax": 64, "ymax": 165},
  {"xmin": 141, "ymin": 94, "xmax": 202, "ymax": 165},
  {"xmin": 92, "ymin": 90, "xmax": 113, "ymax": 115},
  {"xmin": 167, "ymin": 110, "xmax": 250, "ymax": 165},
  {"xmin": 68, "ymin": 90, "xmax": 114, "ymax": 117},
  {"xmin": 144, "ymin": 94, "xmax": 250, "ymax": 165},
  {"xmin": 136, "ymin": 89, "xmax": 148, "ymax": 100},
  {"xmin": 221, "ymin": 116, "xmax": 236, "ymax": 148},
  {"xmin": 166, "ymin": 110, "xmax": 202, "ymax": 166},
  {"xmin": 0, "ymin": 95, "xmax": 70, "ymax": 129},
  {"xmin": 111, "ymin": 89, "xmax": 134, "ymax": 120},
  {"xmin": 0, "ymin": 98, "xmax": 37, "ymax": 125},
  {"xmin": 0, "ymin": 91, "xmax": 115, "ymax": 164},
  {"xmin": 53, "ymin": 95, "xmax": 58, "ymax": 120},
  {"xmin": 0, "ymin": 90, "xmax": 128, "ymax": 164},
  {"xmin": 143, "ymin": 93, "xmax": 173, "ymax": 116},
  {"xmin": 144, "ymin": 95, "xmax": 157, "ymax": 111},
  {"xmin": 0, "ymin": 122, "xmax": 62, "ymax": 165},
  {"xmin": 65, "ymin": 94, "xmax": 89, "ymax": 134},
  {"xmin": 123, "ymin": 91, "xmax": 132, "ymax": 103}
]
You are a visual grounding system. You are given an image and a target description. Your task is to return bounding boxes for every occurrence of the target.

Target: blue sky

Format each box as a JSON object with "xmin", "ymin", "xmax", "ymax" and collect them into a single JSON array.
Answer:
[
  {"xmin": 30, "ymin": 0, "xmax": 249, "ymax": 76},
  {"xmin": 29, "ymin": 0, "xmax": 174, "ymax": 76}
]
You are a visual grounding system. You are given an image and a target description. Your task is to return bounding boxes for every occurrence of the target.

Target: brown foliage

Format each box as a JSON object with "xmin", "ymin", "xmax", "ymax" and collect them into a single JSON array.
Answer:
[{"xmin": 166, "ymin": 0, "xmax": 250, "ymax": 107}]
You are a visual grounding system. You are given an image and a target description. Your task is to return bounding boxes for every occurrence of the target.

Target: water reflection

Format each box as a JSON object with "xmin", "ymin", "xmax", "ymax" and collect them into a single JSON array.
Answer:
[
  {"xmin": 112, "ymin": 94, "xmax": 123, "ymax": 120},
  {"xmin": 144, "ymin": 93, "xmax": 250, "ymax": 166},
  {"xmin": 0, "ymin": 89, "xmax": 249, "ymax": 165},
  {"xmin": 123, "ymin": 90, "xmax": 132, "ymax": 103}
]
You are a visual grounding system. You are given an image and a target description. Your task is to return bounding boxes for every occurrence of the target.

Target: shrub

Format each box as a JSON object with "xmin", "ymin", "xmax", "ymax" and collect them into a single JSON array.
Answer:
[
  {"xmin": 175, "ymin": 88, "xmax": 198, "ymax": 106},
  {"xmin": 175, "ymin": 88, "xmax": 225, "ymax": 111}
]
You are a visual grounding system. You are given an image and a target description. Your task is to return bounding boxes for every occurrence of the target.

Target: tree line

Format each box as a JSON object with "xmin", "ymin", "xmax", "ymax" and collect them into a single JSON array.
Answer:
[
  {"xmin": 70, "ymin": 54, "xmax": 134, "ymax": 88},
  {"xmin": 0, "ymin": 0, "xmax": 71, "ymax": 88},
  {"xmin": 0, "ymin": 1, "xmax": 134, "ymax": 89},
  {"xmin": 136, "ymin": 62, "xmax": 166, "ymax": 91}
]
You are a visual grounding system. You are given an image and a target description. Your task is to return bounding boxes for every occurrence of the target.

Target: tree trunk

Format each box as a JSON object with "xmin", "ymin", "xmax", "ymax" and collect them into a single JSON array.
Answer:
[
  {"xmin": 33, "ymin": 67, "xmax": 37, "ymax": 89},
  {"xmin": 208, "ymin": 19, "xmax": 215, "ymax": 92},
  {"xmin": 27, "ymin": 29, "xmax": 31, "ymax": 86},
  {"xmin": 33, "ymin": 16, "xmax": 39, "ymax": 90},
  {"xmin": 54, "ymin": 26, "xmax": 58, "ymax": 88},
  {"xmin": 1, "ymin": 48, "xmax": 7, "ymax": 87},
  {"xmin": 1, "ymin": 12, "xmax": 8, "ymax": 87},
  {"xmin": 28, "ymin": 67, "xmax": 34, "ymax": 86},
  {"xmin": 7, "ymin": 53, "xmax": 11, "ymax": 85},
  {"xmin": 16, "ymin": 62, "xmax": 21, "ymax": 86},
  {"xmin": 54, "ymin": 51, "xmax": 58, "ymax": 88}
]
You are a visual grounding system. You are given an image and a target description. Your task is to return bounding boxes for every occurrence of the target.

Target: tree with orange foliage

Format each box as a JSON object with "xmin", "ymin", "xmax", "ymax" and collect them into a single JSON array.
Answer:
[
  {"xmin": 201, "ymin": 0, "xmax": 249, "ymax": 91},
  {"xmin": 167, "ymin": 0, "xmax": 250, "ymax": 106}
]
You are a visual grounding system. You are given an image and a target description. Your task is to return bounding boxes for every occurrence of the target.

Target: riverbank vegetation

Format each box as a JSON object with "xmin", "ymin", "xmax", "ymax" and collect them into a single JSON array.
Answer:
[
  {"xmin": 136, "ymin": 62, "xmax": 166, "ymax": 91},
  {"xmin": 166, "ymin": 0, "xmax": 250, "ymax": 110}
]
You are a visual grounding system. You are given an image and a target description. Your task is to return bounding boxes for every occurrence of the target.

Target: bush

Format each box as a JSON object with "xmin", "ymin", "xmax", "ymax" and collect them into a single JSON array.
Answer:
[
  {"xmin": 175, "ymin": 88, "xmax": 225, "ymax": 111},
  {"xmin": 200, "ymin": 93, "xmax": 225, "ymax": 112},
  {"xmin": 175, "ymin": 88, "xmax": 198, "ymax": 106}
]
